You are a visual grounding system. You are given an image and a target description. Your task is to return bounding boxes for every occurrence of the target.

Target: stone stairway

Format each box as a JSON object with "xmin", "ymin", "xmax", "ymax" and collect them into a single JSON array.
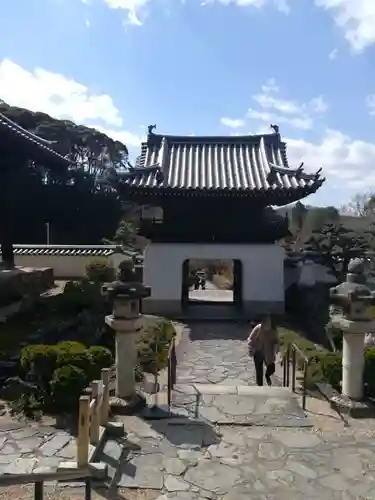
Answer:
[
  {"xmin": 97, "ymin": 322, "xmax": 375, "ymax": 498},
  {"xmin": 171, "ymin": 384, "xmax": 312, "ymax": 427}
]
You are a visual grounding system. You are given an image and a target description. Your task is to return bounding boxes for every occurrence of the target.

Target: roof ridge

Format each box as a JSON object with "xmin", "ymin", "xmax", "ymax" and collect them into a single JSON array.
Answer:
[
  {"xmin": 147, "ymin": 132, "xmax": 279, "ymax": 143},
  {"xmin": 0, "ymin": 111, "xmax": 70, "ymax": 165}
]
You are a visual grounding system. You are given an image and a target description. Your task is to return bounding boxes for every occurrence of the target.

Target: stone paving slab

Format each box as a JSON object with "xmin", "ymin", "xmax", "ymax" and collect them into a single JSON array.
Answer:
[
  {"xmin": 175, "ymin": 322, "xmax": 281, "ymax": 387},
  {"xmin": 171, "ymin": 384, "xmax": 312, "ymax": 427},
  {"xmin": 99, "ymin": 415, "xmax": 375, "ymax": 499},
  {"xmin": 96, "ymin": 320, "xmax": 375, "ymax": 498},
  {"xmin": 0, "ymin": 420, "xmax": 77, "ymax": 476}
]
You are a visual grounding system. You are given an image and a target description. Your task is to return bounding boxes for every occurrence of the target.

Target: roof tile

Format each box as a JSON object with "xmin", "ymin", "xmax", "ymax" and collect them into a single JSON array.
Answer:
[
  {"xmin": 0, "ymin": 112, "xmax": 70, "ymax": 166},
  {"xmin": 120, "ymin": 131, "xmax": 324, "ymax": 195}
]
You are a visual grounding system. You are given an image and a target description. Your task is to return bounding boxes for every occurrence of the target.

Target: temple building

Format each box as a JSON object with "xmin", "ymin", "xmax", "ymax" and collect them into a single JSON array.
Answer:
[
  {"xmin": 0, "ymin": 111, "xmax": 70, "ymax": 267},
  {"xmin": 113, "ymin": 125, "xmax": 325, "ymax": 318}
]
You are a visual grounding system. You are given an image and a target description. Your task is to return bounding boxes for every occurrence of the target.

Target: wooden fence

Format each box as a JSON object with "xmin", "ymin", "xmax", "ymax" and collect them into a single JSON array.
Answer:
[
  {"xmin": 0, "ymin": 470, "xmax": 93, "ymax": 500},
  {"xmin": 77, "ymin": 367, "xmax": 111, "ymax": 467}
]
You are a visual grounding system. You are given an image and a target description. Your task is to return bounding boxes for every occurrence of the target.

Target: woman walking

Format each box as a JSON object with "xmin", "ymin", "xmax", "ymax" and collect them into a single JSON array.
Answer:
[{"xmin": 247, "ymin": 316, "xmax": 279, "ymax": 386}]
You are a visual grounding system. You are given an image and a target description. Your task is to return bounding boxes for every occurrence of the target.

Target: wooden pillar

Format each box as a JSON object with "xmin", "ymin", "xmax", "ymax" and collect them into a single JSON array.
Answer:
[
  {"xmin": 77, "ymin": 396, "xmax": 90, "ymax": 467},
  {"xmin": 90, "ymin": 381, "xmax": 100, "ymax": 446},
  {"xmin": 100, "ymin": 368, "xmax": 110, "ymax": 426}
]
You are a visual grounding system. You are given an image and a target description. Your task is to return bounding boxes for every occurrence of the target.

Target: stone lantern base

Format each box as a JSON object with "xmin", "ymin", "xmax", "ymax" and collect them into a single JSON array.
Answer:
[
  {"xmin": 109, "ymin": 394, "xmax": 146, "ymax": 415},
  {"xmin": 330, "ymin": 393, "xmax": 375, "ymax": 418}
]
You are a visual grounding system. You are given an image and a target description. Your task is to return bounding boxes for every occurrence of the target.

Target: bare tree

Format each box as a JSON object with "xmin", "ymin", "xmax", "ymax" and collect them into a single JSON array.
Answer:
[{"xmin": 341, "ymin": 192, "xmax": 375, "ymax": 219}]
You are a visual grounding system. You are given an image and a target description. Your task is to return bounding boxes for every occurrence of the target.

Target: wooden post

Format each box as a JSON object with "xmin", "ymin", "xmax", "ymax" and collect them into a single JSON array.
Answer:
[
  {"xmin": 100, "ymin": 368, "xmax": 110, "ymax": 426},
  {"xmin": 77, "ymin": 396, "xmax": 90, "ymax": 467},
  {"xmin": 90, "ymin": 381, "xmax": 100, "ymax": 446}
]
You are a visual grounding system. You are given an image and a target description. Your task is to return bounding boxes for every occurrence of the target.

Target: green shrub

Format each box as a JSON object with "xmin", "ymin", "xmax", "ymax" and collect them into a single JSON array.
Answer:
[
  {"xmin": 325, "ymin": 322, "xmax": 342, "ymax": 351},
  {"xmin": 20, "ymin": 344, "xmax": 58, "ymax": 383},
  {"xmin": 278, "ymin": 327, "xmax": 321, "ymax": 360},
  {"xmin": 55, "ymin": 341, "xmax": 93, "ymax": 372},
  {"xmin": 137, "ymin": 320, "xmax": 176, "ymax": 372},
  {"xmin": 88, "ymin": 345, "xmax": 113, "ymax": 379},
  {"xmin": 320, "ymin": 352, "xmax": 342, "ymax": 389},
  {"xmin": 278, "ymin": 327, "xmax": 329, "ymax": 385},
  {"xmin": 50, "ymin": 365, "xmax": 88, "ymax": 413},
  {"xmin": 49, "ymin": 280, "xmax": 104, "ymax": 314},
  {"xmin": 85, "ymin": 258, "xmax": 113, "ymax": 283}
]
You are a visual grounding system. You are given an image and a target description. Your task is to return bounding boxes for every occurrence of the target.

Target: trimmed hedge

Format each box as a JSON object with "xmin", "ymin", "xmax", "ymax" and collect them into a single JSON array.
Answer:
[
  {"xmin": 20, "ymin": 342, "xmax": 113, "ymax": 414},
  {"xmin": 50, "ymin": 365, "xmax": 88, "ymax": 413},
  {"xmin": 88, "ymin": 345, "xmax": 113, "ymax": 379}
]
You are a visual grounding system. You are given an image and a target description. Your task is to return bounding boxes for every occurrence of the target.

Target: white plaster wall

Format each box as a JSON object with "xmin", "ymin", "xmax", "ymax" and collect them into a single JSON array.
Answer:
[
  {"xmin": 143, "ymin": 243, "xmax": 284, "ymax": 303},
  {"xmin": 14, "ymin": 253, "xmax": 122, "ymax": 279}
]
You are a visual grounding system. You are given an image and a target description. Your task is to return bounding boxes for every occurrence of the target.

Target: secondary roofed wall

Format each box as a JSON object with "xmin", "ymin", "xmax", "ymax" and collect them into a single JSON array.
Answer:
[
  {"xmin": 13, "ymin": 253, "xmax": 125, "ymax": 279},
  {"xmin": 142, "ymin": 242, "xmax": 285, "ymax": 317}
]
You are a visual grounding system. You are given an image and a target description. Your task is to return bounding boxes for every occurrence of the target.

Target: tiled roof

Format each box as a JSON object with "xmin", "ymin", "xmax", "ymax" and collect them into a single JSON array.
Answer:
[
  {"xmin": 13, "ymin": 245, "xmax": 133, "ymax": 257},
  {"xmin": 0, "ymin": 112, "xmax": 70, "ymax": 166},
  {"xmin": 115, "ymin": 129, "xmax": 324, "ymax": 198}
]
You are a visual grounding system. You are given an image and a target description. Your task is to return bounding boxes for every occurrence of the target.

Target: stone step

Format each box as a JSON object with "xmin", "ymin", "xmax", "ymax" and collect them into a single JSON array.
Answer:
[
  {"xmin": 172, "ymin": 383, "xmax": 312, "ymax": 428},
  {"xmin": 173, "ymin": 384, "xmax": 291, "ymax": 396}
]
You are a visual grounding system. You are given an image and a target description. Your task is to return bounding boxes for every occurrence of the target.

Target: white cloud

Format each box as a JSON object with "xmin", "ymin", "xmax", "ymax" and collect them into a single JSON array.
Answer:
[
  {"xmin": 220, "ymin": 117, "xmax": 246, "ymax": 128},
  {"xmin": 91, "ymin": 125, "xmax": 143, "ymax": 147},
  {"xmin": 96, "ymin": 0, "xmax": 290, "ymax": 25},
  {"xmin": 252, "ymin": 81, "xmax": 328, "ymax": 120},
  {"xmin": 328, "ymin": 48, "xmax": 338, "ymax": 59},
  {"xmin": 365, "ymin": 94, "xmax": 375, "ymax": 116},
  {"xmin": 220, "ymin": 79, "xmax": 375, "ymax": 192},
  {"xmin": 247, "ymin": 108, "xmax": 313, "ymax": 129},
  {"xmin": 286, "ymin": 130, "xmax": 375, "ymax": 191},
  {"xmin": 0, "ymin": 59, "xmax": 142, "ymax": 147},
  {"xmin": 85, "ymin": 0, "xmax": 375, "ymax": 51},
  {"xmin": 314, "ymin": 0, "xmax": 375, "ymax": 52},
  {"xmin": 102, "ymin": 0, "xmax": 151, "ymax": 25},
  {"xmin": 220, "ymin": 78, "xmax": 328, "ymax": 132},
  {"xmin": 202, "ymin": 0, "xmax": 290, "ymax": 14}
]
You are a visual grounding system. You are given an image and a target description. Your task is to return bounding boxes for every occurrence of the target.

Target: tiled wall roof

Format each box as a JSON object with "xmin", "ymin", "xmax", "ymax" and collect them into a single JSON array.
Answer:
[{"xmin": 13, "ymin": 245, "xmax": 130, "ymax": 257}]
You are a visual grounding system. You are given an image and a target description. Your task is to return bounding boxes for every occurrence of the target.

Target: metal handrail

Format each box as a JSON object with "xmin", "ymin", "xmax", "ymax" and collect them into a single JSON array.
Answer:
[
  {"xmin": 0, "ymin": 468, "xmax": 93, "ymax": 500},
  {"xmin": 167, "ymin": 337, "xmax": 177, "ymax": 410},
  {"xmin": 282, "ymin": 342, "xmax": 310, "ymax": 410}
]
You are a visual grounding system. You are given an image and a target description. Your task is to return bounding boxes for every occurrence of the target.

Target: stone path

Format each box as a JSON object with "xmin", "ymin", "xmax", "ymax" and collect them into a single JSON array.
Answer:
[
  {"xmin": 3, "ymin": 321, "xmax": 375, "ymax": 499},
  {"xmin": 176, "ymin": 322, "xmax": 281, "ymax": 386},
  {"xmin": 95, "ymin": 322, "xmax": 375, "ymax": 498},
  {"xmin": 100, "ymin": 413, "xmax": 375, "ymax": 499},
  {"xmin": 0, "ymin": 420, "xmax": 77, "ymax": 475}
]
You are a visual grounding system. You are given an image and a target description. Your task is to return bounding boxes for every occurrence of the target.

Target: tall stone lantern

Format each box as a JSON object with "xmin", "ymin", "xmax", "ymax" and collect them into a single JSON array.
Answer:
[
  {"xmin": 102, "ymin": 261, "xmax": 151, "ymax": 413},
  {"xmin": 330, "ymin": 258, "xmax": 375, "ymax": 413}
]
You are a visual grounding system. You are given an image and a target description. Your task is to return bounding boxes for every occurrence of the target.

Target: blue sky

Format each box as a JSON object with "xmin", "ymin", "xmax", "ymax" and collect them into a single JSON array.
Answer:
[{"xmin": 1, "ymin": 0, "xmax": 375, "ymax": 208}]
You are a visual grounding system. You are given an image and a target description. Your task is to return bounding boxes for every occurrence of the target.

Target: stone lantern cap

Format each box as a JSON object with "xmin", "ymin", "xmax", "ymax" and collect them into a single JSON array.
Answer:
[
  {"xmin": 102, "ymin": 259, "xmax": 151, "ymax": 301},
  {"xmin": 330, "ymin": 258, "xmax": 375, "ymax": 319},
  {"xmin": 102, "ymin": 280, "xmax": 151, "ymax": 301}
]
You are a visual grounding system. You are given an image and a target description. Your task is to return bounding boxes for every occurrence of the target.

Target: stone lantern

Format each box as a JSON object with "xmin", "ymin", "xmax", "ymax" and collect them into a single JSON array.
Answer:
[
  {"xmin": 102, "ymin": 261, "xmax": 151, "ymax": 412},
  {"xmin": 330, "ymin": 258, "xmax": 375, "ymax": 409}
]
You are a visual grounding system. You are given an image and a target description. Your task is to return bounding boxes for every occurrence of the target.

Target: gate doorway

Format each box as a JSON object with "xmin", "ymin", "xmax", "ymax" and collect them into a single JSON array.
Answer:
[{"xmin": 181, "ymin": 259, "xmax": 243, "ymax": 314}]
